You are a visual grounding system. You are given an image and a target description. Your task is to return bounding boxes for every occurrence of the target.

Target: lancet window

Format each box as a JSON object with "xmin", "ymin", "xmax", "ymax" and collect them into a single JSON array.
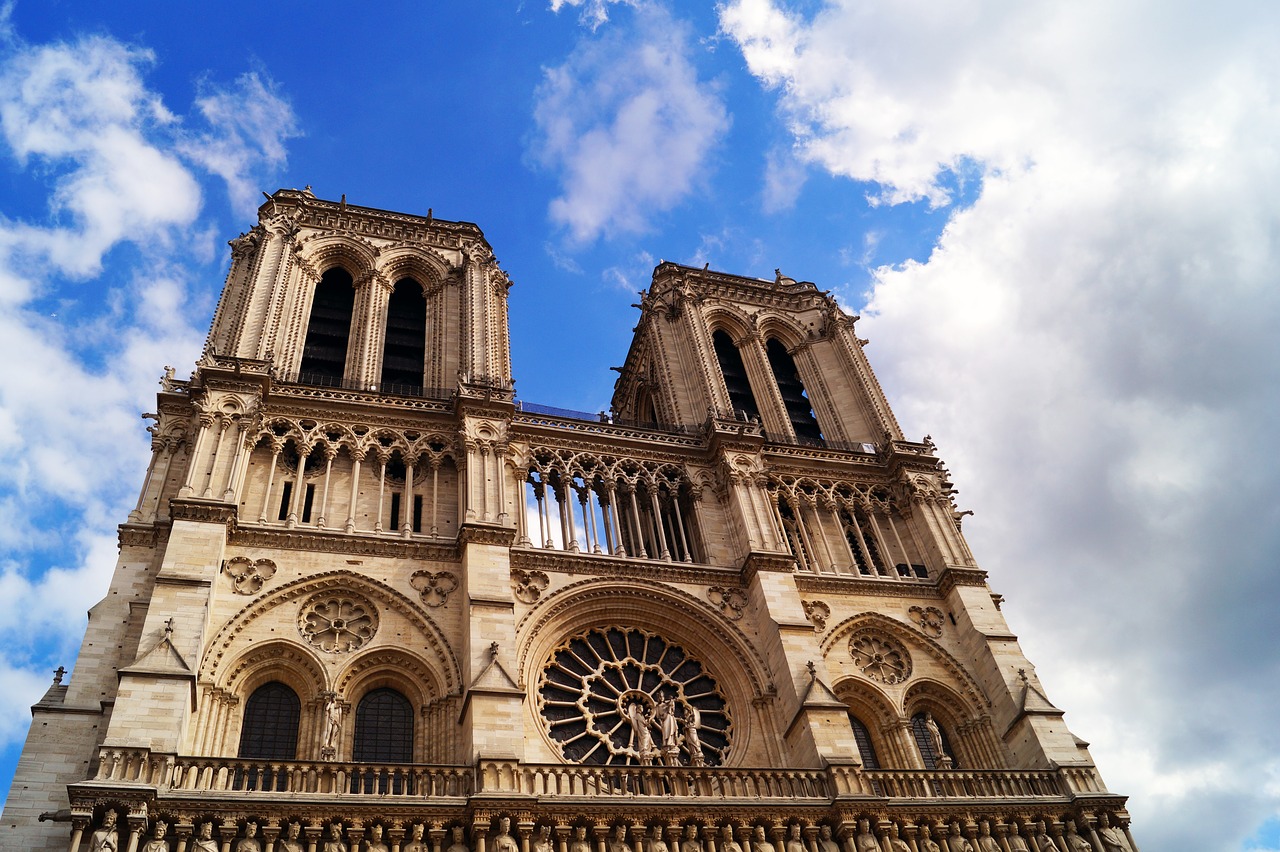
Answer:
[
  {"xmin": 380, "ymin": 278, "xmax": 426, "ymax": 392},
  {"xmin": 712, "ymin": 330, "xmax": 760, "ymax": 422},
  {"xmin": 237, "ymin": 682, "xmax": 300, "ymax": 761},
  {"xmin": 848, "ymin": 712, "xmax": 881, "ymax": 769},
  {"xmin": 522, "ymin": 453, "xmax": 701, "ymax": 564},
  {"xmin": 911, "ymin": 711, "xmax": 957, "ymax": 770},
  {"xmin": 299, "ymin": 268, "xmax": 356, "ymax": 384},
  {"xmin": 765, "ymin": 338, "xmax": 823, "ymax": 445},
  {"xmin": 353, "ymin": 688, "xmax": 414, "ymax": 764}
]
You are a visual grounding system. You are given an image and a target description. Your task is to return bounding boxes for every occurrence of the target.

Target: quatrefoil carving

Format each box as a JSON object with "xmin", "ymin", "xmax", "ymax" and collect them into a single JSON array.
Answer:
[
  {"xmin": 223, "ymin": 557, "xmax": 277, "ymax": 595},
  {"xmin": 511, "ymin": 569, "xmax": 550, "ymax": 604},
  {"xmin": 410, "ymin": 570, "xmax": 458, "ymax": 607},
  {"xmin": 802, "ymin": 599, "xmax": 831, "ymax": 633},
  {"xmin": 909, "ymin": 605, "xmax": 946, "ymax": 638},
  {"xmin": 707, "ymin": 586, "xmax": 747, "ymax": 621}
]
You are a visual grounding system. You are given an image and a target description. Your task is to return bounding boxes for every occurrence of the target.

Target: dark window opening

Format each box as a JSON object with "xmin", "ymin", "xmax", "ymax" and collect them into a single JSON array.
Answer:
[
  {"xmin": 412, "ymin": 494, "xmax": 423, "ymax": 534},
  {"xmin": 301, "ymin": 484, "xmax": 315, "ymax": 524},
  {"xmin": 848, "ymin": 712, "xmax": 880, "ymax": 769},
  {"xmin": 277, "ymin": 481, "xmax": 293, "ymax": 521},
  {"xmin": 380, "ymin": 279, "xmax": 426, "ymax": 392},
  {"xmin": 238, "ymin": 682, "xmax": 300, "ymax": 761},
  {"xmin": 390, "ymin": 493, "xmax": 402, "ymax": 532},
  {"xmin": 712, "ymin": 330, "xmax": 760, "ymax": 422},
  {"xmin": 911, "ymin": 712, "xmax": 958, "ymax": 770},
  {"xmin": 299, "ymin": 268, "xmax": 356, "ymax": 383},
  {"xmin": 765, "ymin": 338, "xmax": 823, "ymax": 444},
  {"xmin": 353, "ymin": 688, "xmax": 413, "ymax": 763}
]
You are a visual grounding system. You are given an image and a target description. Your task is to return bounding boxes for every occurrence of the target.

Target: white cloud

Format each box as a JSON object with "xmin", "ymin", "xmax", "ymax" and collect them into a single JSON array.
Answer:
[
  {"xmin": 722, "ymin": 2, "xmax": 1280, "ymax": 850},
  {"xmin": 762, "ymin": 147, "xmax": 807, "ymax": 213},
  {"xmin": 548, "ymin": 0, "xmax": 635, "ymax": 29},
  {"xmin": 532, "ymin": 3, "xmax": 730, "ymax": 243}
]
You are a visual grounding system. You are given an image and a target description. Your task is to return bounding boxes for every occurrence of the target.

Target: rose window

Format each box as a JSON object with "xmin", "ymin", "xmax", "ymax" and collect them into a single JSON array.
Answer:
[
  {"xmin": 298, "ymin": 594, "xmax": 378, "ymax": 653},
  {"xmin": 848, "ymin": 630, "xmax": 912, "ymax": 684},
  {"xmin": 537, "ymin": 626, "xmax": 732, "ymax": 766}
]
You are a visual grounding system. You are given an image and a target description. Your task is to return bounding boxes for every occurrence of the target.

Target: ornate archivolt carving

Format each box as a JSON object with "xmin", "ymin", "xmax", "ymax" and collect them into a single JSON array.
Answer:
[
  {"xmin": 409, "ymin": 570, "xmax": 458, "ymax": 607},
  {"xmin": 511, "ymin": 569, "xmax": 550, "ymax": 604},
  {"xmin": 223, "ymin": 557, "xmax": 277, "ymax": 595},
  {"xmin": 848, "ymin": 629, "xmax": 912, "ymax": 685},
  {"xmin": 537, "ymin": 626, "xmax": 732, "ymax": 767},
  {"xmin": 298, "ymin": 592, "xmax": 379, "ymax": 653},
  {"xmin": 909, "ymin": 605, "xmax": 945, "ymax": 638},
  {"xmin": 802, "ymin": 600, "xmax": 831, "ymax": 633},
  {"xmin": 707, "ymin": 586, "xmax": 747, "ymax": 621}
]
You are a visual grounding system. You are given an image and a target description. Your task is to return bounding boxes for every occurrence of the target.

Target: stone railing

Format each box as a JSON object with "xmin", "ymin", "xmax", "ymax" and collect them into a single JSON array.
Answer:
[
  {"xmin": 861, "ymin": 769, "xmax": 1065, "ymax": 799},
  {"xmin": 490, "ymin": 763, "xmax": 831, "ymax": 799},
  {"xmin": 164, "ymin": 757, "xmax": 473, "ymax": 798}
]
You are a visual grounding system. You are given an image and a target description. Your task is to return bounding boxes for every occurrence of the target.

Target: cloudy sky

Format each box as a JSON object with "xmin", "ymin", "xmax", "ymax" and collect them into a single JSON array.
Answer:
[{"xmin": 1, "ymin": 2, "xmax": 1277, "ymax": 849}]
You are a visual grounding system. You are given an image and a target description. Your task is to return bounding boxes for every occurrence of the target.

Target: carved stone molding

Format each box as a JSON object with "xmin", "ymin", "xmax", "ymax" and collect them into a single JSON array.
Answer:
[
  {"xmin": 848, "ymin": 629, "xmax": 912, "ymax": 685},
  {"xmin": 510, "ymin": 547, "xmax": 739, "ymax": 587},
  {"xmin": 410, "ymin": 570, "xmax": 458, "ymax": 607},
  {"xmin": 511, "ymin": 569, "xmax": 550, "ymax": 604},
  {"xmin": 298, "ymin": 592, "xmax": 379, "ymax": 653},
  {"xmin": 908, "ymin": 605, "xmax": 945, "ymax": 638},
  {"xmin": 802, "ymin": 600, "xmax": 831, "ymax": 633},
  {"xmin": 707, "ymin": 586, "xmax": 747, "ymax": 621},
  {"xmin": 220, "ymin": 558, "xmax": 274, "ymax": 595},
  {"xmin": 169, "ymin": 499, "xmax": 238, "ymax": 526}
]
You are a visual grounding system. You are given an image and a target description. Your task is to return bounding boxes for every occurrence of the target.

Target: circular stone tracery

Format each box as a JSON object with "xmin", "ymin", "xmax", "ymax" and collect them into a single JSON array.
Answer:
[
  {"xmin": 848, "ymin": 629, "xmax": 912, "ymax": 685},
  {"xmin": 298, "ymin": 592, "xmax": 379, "ymax": 653},
  {"xmin": 537, "ymin": 626, "xmax": 732, "ymax": 766}
]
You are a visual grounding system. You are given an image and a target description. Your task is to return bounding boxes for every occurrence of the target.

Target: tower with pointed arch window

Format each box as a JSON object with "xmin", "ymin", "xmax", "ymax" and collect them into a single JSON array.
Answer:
[{"xmin": 3, "ymin": 191, "xmax": 1136, "ymax": 852}]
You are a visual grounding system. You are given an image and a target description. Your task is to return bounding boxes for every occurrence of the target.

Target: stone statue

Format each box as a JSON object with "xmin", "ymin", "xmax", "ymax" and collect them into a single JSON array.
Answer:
[
  {"xmin": 784, "ymin": 825, "xmax": 804, "ymax": 852},
  {"xmin": 817, "ymin": 826, "xmax": 840, "ymax": 852},
  {"xmin": 1062, "ymin": 822, "xmax": 1090, "ymax": 852},
  {"xmin": 946, "ymin": 822, "xmax": 972, "ymax": 852},
  {"xmin": 628, "ymin": 702, "xmax": 656, "ymax": 764},
  {"xmin": 1096, "ymin": 815, "xmax": 1130, "ymax": 852},
  {"xmin": 683, "ymin": 711, "xmax": 704, "ymax": 766},
  {"xmin": 682, "ymin": 824, "xmax": 703, "ymax": 852},
  {"xmin": 279, "ymin": 823, "xmax": 305, "ymax": 852},
  {"xmin": 975, "ymin": 823, "xmax": 1000, "ymax": 852},
  {"xmin": 919, "ymin": 825, "xmax": 942, "ymax": 852},
  {"xmin": 534, "ymin": 826, "xmax": 555, "ymax": 852},
  {"xmin": 91, "ymin": 811, "xmax": 120, "ymax": 852},
  {"xmin": 656, "ymin": 696, "xmax": 681, "ymax": 765},
  {"xmin": 322, "ymin": 823, "xmax": 348, "ymax": 852},
  {"xmin": 444, "ymin": 826, "xmax": 468, "ymax": 852},
  {"xmin": 750, "ymin": 826, "xmax": 772, "ymax": 852},
  {"xmin": 193, "ymin": 823, "xmax": 220, "ymax": 852},
  {"xmin": 886, "ymin": 825, "xmax": 910, "ymax": 852},
  {"xmin": 492, "ymin": 818, "xmax": 520, "ymax": 852},
  {"xmin": 609, "ymin": 826, "xmax": 631, "ymax": 852},
  {"xmin": 854, "ymin": 820, "xmax": 878, "ymax": 852},
  {"xmin": 366, "ymin": 825, "xmax": 389, "ymax": 852},
  {"xmin": 236, "ymin": 822, "xmax": 263, "ymax": 852},
  {"xmin": 571, "ymin": 827, "xmax": 593, "ymax": 852},
  {"xmin": 323, "ymin": 696, "xmax": 343, "ymax": 751},
  {"xmin": 719, "ymin": 826, "xmax": 743, "ymax": 852},
  {"xmin": 1032, "ymin": 822, "xmax": 1058, "ymax": 852},
  {"xmin": 1006, "ymin": 824, "xmax": 1030, "ymax": 852},
  {"xmin": 648, "ymin": 825, "xmax": 670, "ymax": 852},
  {"xmin": 141, "ymin": 821, "xmax": 169, "ymax": 852},
  {"xmin": 923, "ymin": 713, "xmax": 951, "ymax": 767}
]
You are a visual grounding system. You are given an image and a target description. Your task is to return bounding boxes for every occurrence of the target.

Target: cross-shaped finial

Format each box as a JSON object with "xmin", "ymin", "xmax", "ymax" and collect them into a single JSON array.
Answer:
[
  {"xmin": 53, "ymin": 666, "xmax": 66, "ymax": 685},
  {"xmin": 1017, "ymin": 668, "xmax": 1028, "ymax": 683},
  {"xmin": 164, "ymin": 617, "xmax": 175, "ymax": 636},
  {"xmin": 489, "ymin": 641, "xmax": 500, "ymax": 660}
]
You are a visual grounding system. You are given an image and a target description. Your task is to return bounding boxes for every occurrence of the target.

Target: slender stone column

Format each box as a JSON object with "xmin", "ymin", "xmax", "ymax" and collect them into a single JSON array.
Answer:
[
  {"xmin": 317, "ymin": 445, "xmax": 336, "ymax": 527},
  {"xmin": 374, "ymin": 454, "xmax": 388, "ymax": 532},
  {"xmin": 258, "ymin": 443, "xmax": 281, "ymax": 523},
  {"xmin": 402, "ymin": 457, "xmax": 416, "ymax": 538},
  {"xmin": 345, "ymin": 449, "xmax": 363, "ymax": 533},
  {"xmin": 286, "ymin": 444, "xmax": 309, "ymax": 527}
]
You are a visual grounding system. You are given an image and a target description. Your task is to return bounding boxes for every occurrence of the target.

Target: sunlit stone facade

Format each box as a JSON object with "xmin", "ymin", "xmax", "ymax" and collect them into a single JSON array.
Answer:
[{"xmin": 3, "ymin": 190, "xmax": 1136, "ymax": 852}]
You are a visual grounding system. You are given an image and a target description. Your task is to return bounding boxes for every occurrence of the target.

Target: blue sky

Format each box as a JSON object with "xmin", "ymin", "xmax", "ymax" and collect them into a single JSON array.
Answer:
[{"xmin": 1, "ymin": 2, "xmax": 1279, "ymax": 850}]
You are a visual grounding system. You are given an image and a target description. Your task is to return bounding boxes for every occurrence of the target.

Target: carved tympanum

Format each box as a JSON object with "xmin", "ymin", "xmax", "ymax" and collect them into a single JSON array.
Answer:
[
  {"xmin": 409, "ymin": 570, "xmax": 458, "ymax": 607},
  {"xmin": 298, "ymin": 593, "xmax": 378, "ymax": 652},
  {"xmin": 848, "ymin": 629, "xmax": 912, "ymax": 684},
  {"xmin": 223, "ymin": 557, "xmax": 277, "ymax": 594},
  {"xmin": 537, "ymin": 626, "xmax": 731, "ymax": 766}
]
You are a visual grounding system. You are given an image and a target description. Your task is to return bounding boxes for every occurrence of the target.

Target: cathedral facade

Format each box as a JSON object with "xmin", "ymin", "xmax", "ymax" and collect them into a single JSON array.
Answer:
[{"xmin": 3, "ymin": 190, "xmax": 1136, "ymax": 852}]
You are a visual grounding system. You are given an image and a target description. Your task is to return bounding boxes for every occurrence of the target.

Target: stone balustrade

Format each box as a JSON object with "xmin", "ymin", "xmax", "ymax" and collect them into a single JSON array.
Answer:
[{"xmin": 861, "ymin": 769, "xmax": 1066, "ymax": 799}]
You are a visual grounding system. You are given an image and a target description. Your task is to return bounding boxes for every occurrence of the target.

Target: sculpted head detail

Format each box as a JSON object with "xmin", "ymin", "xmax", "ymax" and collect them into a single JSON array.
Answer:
[
  {"xmin": 820, "ymin": 827, "xmax": 832, "ymax": 841},
  {"xmin": 287, "ymin": 824, "xmax": 301, "ymax": 840},
  {"xmin": 200, "ymin": 823, "xmax": 214, "ymax": 840}
]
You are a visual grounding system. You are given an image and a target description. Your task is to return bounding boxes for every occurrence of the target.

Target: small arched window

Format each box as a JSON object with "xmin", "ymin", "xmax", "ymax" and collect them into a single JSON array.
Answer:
[
  {"xmin": 237, "ymin": 681, "xmax": 300, "ymax": 760},
  {"xmin": 353, "ymin": 687, "xmax": 414, "ymax": 763},
  {"xmin": 765, "ymin": 338, "xmax": 823, "ymax": 444},
  {"xmin": 848, "ymin": 712, "xmax": 880, "ymax": 769},
  {"xmin": 299, "ymin": 268, "xmax": 356, "ymax": 384},
  {"xmin": 380, "ymin": 278, "xmax": 426, "ymax": 392},
  {"xmin": 712, "ymin": 330, "xmax": 760, "ymax": 422},
  {"xmin": 911, "ymin": 711, "xmax": 958, "ymax": 769}
]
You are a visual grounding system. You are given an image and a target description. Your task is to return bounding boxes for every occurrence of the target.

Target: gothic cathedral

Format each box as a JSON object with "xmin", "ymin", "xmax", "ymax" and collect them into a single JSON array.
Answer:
[{"xmin": 3, "ymin": 190, "xmax": 1136, "ymax": 852}]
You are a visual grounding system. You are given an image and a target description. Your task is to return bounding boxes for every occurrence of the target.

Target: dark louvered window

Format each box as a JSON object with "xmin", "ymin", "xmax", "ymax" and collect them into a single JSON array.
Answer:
[
  {"xmin": 848, "ymin": 712, "xmax": 880, "ymax": 769},
  {"xmin": 380, "ymin": 279, "xmax": 426, "ymax": 392},
  {"xmin": 766, "ymin": 338, "xmax": 823, "ymax": 445},
  {"xmin": 299, "ymin": 268, "xmax": 355, "ymax": 383},
  {"xmin": 353, "ymin": 688, "xmax": 413, "ymax": 763},
  {"xmin": 237, "ymin": 682, "xmax": 300, "ymax": 760},
  {"xmin": 712, "ymin": 330, "xmax": 760, "ymax": 422}
]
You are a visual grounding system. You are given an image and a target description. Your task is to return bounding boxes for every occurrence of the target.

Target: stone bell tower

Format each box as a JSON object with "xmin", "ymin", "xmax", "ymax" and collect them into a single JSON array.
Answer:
[{"xmin": 3, "ymin": 194, "xmax": 1136, "ymax": 852}]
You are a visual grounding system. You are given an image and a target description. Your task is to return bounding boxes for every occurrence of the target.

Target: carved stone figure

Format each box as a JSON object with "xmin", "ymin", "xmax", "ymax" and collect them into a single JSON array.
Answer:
[
  {"xmin": 91, "ymin": 811, "xmax": 120, "ymax": 852},
  {"xmin": 534, "ymin": 826, "xmax": 555, "ymax": 852},
  {"xmin": 854, "ymin": 820, "xmax": 878, "ymax": 852},
  {"xmin": 1032, "ymin": 822, "xmax": 1058, "ymax": 852},
  {"xmin": 1006, "ymin": 824, "xmax": 1030, "ymax": 852},
  {"xmin": 817, "ymin": 826, "xmax": 840, "ymax": 852},
  {"xmin": 366, "ymin": 825, "xmax": 389, "ymax": 852},
  {"xmin": 946, "ymin": 822, "xmax": 972, "ymax": 852},
  {"xmin": 443, "ymin": 826, "xmax": 467, "ymax": 852},
  {"xmin": 976, "ymin": 823, "xmax": 1000, "ymax": 852},
  {"xmin": 682, "ymin": 824, "xmax": 703, "ymax": 852},
  {"xmin": 886, "ymin": 825, "xmax": 911, "ymax": 852},
  {"xmin": 656, "ymin": 696, "xmax": 681, "ymax": 764},
  {"xmin": 719, "ymin": 826, "xmax": 743, "ymax": 852},
  {"xmin": 193, "ymin": 823, "xmax": 220, "ymax": 852},
  {"xmin": 923, "ymin": 712, "xmax": 952, "ymax": 767},
  {"xmin": 323, "ymin": 823, "xmax": 348, "ymax": 852},
  {"xmin": 323, "ymin": 696, "xmax": 343, "ymax": 751},
  {"xmin": 610, "ymin": 826, "xmax": 631, "ymax": 852},
  {"xmin": 141, "ymin": 822, "xmax": 169, "ymax": 852},
  {"xmin": 751, "ymin": 826, "xmax": 772, "ymax": 852},
  {"xmin": 648, "ymin": 825, "xmax": 670, "ymax": 852},
  {"xmin": 1096, "ymin": 816, "xmax": 1130, "ymax": 852},
  {"xmin": 1062, "ymin": 822, "xmax": 1090, "ymax": 852},
  {"xmin": 683, "ymin": 710, "xmax": 704, "ymax": 766},
  {"xmin": 492, "ymin": 818, "xmax": 520, "ymax": 852},
  {"xmin": 919, "ymin": 825, "xmax": 942, "ymax": 852},
  {"xmin": 634, "ymin": 704, "xmax": 657, "ymax": 764},
  {"xmin": 278, "ymin": 823, "xmax": 305, "ymax": 852},
  {"xmin": 784, "ymin": 825, "xmax": 804, "ymax": 852},
  {"xmin": 571, "ymin": 827, "xmax": 593, "ymax": 852},
  {"xmin": 236, "ymin": 822, "xmax": 263, "ymax": 852}
]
